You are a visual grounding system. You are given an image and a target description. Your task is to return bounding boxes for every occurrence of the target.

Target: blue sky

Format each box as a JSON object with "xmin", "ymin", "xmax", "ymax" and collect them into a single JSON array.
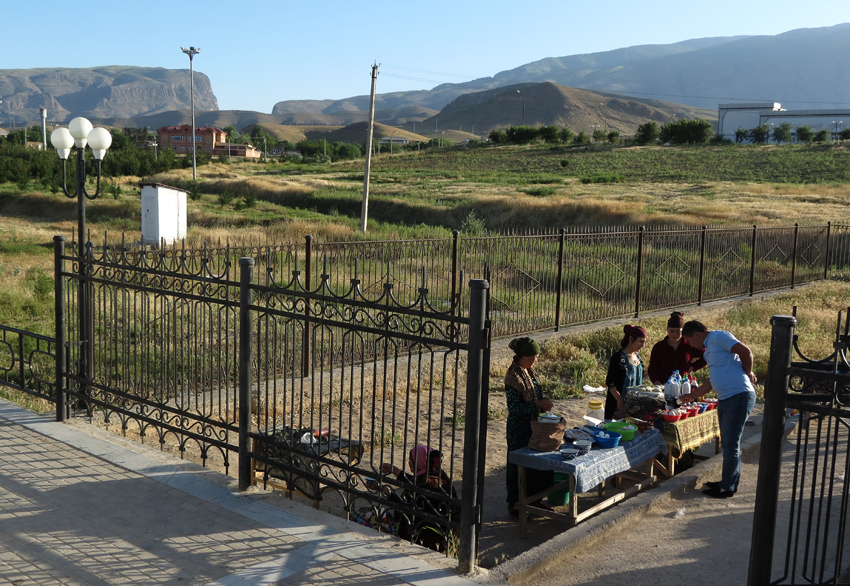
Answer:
[{"xmin": 4, "ymin": 1, "xmax": 848, "ymax": 113}]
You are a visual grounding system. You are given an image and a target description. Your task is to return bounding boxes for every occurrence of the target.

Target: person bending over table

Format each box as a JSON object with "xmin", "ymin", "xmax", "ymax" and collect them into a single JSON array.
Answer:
[
  {"xmin": 605, "ymin": 325, "xmax": 647, "ymax": 419},
  {"xmin": 505, "ymin": 336, "xmax": 554, "ymax": 516},
  {"xmin": 679, "ymin": 320, "xmax": 757, "ymax": 499},
  {"xmin": 647, "ymin": 311, "xmax": 706, "ymax": 385}
]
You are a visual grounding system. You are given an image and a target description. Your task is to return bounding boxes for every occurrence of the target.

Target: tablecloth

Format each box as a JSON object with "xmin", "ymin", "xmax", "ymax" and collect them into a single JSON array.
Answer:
[
  {"xmin": 508, "ymin": 429, "xmax": 667, "ymax": 493},
  {"xmin": 661, "ymin": 409, "xmax": 719, "ymax": 453}
]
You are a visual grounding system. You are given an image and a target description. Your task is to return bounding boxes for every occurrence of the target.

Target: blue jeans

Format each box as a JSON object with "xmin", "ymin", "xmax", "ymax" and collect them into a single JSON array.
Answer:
[{"xmin": 717, "ymin": 391, "xmax": 756, "ymax": 492}]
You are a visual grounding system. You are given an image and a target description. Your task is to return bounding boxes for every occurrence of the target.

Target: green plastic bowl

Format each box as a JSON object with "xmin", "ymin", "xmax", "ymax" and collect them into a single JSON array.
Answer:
[{"xmin": 604, "ymin": 421, "xmax": 637, "ymax": 441}]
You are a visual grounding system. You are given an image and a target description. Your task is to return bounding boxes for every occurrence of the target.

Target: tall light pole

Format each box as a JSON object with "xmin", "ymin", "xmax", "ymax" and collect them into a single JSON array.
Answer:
[
  {"xmin": 181, "ymin": 46, "xmax": 200, "ymax": 181},
  {"xmin": 833, "ymin": 120, "xmax": 844, "ymax": 140},
  {"xmin": 50, "ymin": 117, "xmax": 112, "ymax": 411}
]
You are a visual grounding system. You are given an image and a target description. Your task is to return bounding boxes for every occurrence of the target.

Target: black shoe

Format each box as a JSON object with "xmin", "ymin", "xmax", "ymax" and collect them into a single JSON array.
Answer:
[
  {"xmin": 704, "ymin": 481, "xmax": 721, "ymax": 490},
  {"xmin": 702, "ymin": 487, "xmax": 735, "ymax": 499}
]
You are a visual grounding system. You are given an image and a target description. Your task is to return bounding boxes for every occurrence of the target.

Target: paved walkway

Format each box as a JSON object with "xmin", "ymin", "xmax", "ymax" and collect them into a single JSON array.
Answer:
[{"xmin": 0, "ymin": 400, "xmax": 485, "ymax": 586}]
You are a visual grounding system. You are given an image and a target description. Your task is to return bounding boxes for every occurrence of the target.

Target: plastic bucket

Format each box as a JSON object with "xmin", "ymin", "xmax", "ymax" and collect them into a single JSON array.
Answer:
[{"xmin": 548, "ymin": 472, "xmax": 571, "ymax": 506}]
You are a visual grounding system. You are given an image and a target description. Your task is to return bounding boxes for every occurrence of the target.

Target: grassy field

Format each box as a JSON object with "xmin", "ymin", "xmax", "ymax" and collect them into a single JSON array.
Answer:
[
  {"xmin": 1, "ymin": 142, "xmax": 849, "ymax": 412},
  {"xmin": 1, "ymin": 142, "xmax": 849, "ymax": 331}
]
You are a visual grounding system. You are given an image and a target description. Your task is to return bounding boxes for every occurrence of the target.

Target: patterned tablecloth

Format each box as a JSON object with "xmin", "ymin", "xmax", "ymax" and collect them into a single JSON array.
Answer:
[
  {"xmin": 661, "ymin": 409, "xmax": 720, "ymax": 453},
  {"xmin": 508, "ymin": 429, "xmax": 667, "ymax": 494}
]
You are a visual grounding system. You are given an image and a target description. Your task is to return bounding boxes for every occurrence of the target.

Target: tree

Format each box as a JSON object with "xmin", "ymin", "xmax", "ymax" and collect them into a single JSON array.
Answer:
[
  {"xmin": 749, "ymin": 124, "xmax": 770, "ymax": 144},
  {"xmin": 607, "ymin": 131, "xmax": 621, "ymax": 144},
  {"xmin": 734, "ymin": 127, "xmax": 748, "ymax": 144},
  {"xmin": 633, "ymin": 121, "xmax": 659, "ymax": 146},
  {"xmin": 592, "ymin": 128, "xmax": 607, "ymax": 143},
  {"xmin": 559, "ymin": 126, "xmax": 574, "ymax": 144},
  {"xmin": 813, "ymin": 128, "xmax": 831, "ymax": 143},
  {"xmin": 794, "ymin": 125, "xmax": 813, "ymax": 144},
  {"xmin": 488, "ymin": 129, "xmax": 507, "ymax": 144},
  {"xmin": 538, "ymin": 125, "xmax": 559, "ymax": 143},
  {"xmin": 660, "ymin": 119, "xmax": 713, "ymax": 144},
  {"xmin": 771, "ymin": 122, "xmax": 792, "ymax": 145},
  {"xmin": 841, "ymin": 128, "xmax": 850, "ymax": 141},
  {"xmin": 573, "ymin": 131, "xmax": 591, "ymax": 145}
]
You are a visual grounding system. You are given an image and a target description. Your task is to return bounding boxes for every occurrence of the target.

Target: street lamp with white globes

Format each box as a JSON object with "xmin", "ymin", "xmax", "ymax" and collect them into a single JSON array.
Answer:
[
  {"xmin": 50, "ymin": 116, "xmax": 112, "ymax": 413},
  {"xmin": 50, "ymin": 116, "xmax": 113, "ymax": 241}
]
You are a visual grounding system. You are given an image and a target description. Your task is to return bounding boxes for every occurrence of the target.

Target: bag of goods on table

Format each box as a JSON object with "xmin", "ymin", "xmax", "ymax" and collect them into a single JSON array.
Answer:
[{"xmin": 623, "ymin": 385, "xmax": 666, "ymax": 418}]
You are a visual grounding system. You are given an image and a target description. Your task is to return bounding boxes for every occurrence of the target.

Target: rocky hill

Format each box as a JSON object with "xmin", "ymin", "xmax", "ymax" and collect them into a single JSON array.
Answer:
[{"xmin": 0, "ymin": 66, "xmax": 217, "ymax": 125}]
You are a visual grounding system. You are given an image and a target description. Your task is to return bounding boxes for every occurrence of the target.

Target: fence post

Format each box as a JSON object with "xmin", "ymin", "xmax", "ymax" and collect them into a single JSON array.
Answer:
[
  {"xmin": 458, "ymin": 278, "xmax": 488, "ymax": 574},
  {"xmin": 634, "ymin": 226, "xmax": 644, "ymax": 318},
  {"xmin": 698, "ymin": 225, "xmax": 707, "ymax": 306},
  {"xmin": 823, "ymin": 221, "xmax": 832, "ymax": 280},
  {"xmin": 790, "ymin": 223, "xmax": 799, "ymax": 288},
  {"xmin": 451, "ymin": 230, "xmax": 459, "ymax": 317},
  {"xmin": 749, "ymin": 225, "xmax": 757, "ymax": 296},
  {"xmin": 302, "ymin": 235, "xmax": 312, "ymax": 378},
  {"xmin": 555, "ymin": 228, "xmax": 565, "ymax": 331},
  {"xmin": 54, "ymin": 236, "xmax": 67, "ymax": 422},
  {"xmin": 747, "ymin": 315, "xmax": 796, "ymax": 586},
  {"xmin": 238, "ymin": 257, "xmax": 255, "ymax": 492}
]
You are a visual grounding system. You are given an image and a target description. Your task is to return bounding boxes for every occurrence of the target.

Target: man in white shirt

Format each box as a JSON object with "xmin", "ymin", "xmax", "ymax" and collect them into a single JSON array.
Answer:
[{"xmin": 680, "ymin": 320, "xmax": 757, "ymax": 499}]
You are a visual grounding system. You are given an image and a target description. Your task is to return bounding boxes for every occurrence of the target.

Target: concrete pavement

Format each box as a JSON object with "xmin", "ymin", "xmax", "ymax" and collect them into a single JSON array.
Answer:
[{"xmin": 0, "ymin": 399, "xmax": 487, "ymax": 586}]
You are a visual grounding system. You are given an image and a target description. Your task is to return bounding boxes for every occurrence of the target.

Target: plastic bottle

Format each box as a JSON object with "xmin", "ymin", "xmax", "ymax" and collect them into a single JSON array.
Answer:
[
  {"xmin": 664, "ymin": 372, "xmax": 681, "ymax": 398},
  {"xmin": 689, "ymin": 373, "xmax": 699, "ymax": 389},
  {"xmin": 587, "ymin": 400, "xmax": 605, "ymax": 421},
  {"xmin": 680, "ymin": 373, "xmax": 691, "ymax": 396}
]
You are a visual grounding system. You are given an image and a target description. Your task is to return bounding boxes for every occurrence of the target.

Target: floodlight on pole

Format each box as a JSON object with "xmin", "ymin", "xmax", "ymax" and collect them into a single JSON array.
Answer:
[{"xmin": 181, "ymin": 46, "xmax": 201, "ymax": 181}]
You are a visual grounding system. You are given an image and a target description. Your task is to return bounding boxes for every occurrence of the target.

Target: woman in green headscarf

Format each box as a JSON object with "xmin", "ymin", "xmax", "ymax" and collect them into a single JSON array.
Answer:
[{"xmin": 505, "ymin": 336, "xmax": 554, "ymax": 515}]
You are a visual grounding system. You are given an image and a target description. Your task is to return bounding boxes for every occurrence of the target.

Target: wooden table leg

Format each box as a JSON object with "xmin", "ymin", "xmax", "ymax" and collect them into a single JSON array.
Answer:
[{"xmin": 518, "ymin": 465, "xmax": 529, "ymax": 538}]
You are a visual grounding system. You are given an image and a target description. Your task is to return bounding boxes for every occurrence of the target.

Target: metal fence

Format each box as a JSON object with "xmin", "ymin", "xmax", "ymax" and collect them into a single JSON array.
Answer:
[
  {"xmin": 48, "ymin": 235, "xmax": 489, "ymax": 569},
  {"xmin": 113, "ymin": 223, "xmax": 846, "ymax": 339},
  {"xmin": 750, "ymin": 310, "xmax": 850, "ymax": 585}
]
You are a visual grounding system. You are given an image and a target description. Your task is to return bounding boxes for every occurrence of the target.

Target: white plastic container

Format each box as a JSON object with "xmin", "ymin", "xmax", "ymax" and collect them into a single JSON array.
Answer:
[{"xmin": 587, "ymin": 399, "xmax": 605, "ymax": 421}]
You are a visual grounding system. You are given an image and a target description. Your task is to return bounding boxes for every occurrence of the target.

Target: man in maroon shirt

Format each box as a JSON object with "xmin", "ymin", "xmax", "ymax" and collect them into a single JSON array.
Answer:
[{"xmin": 648, "ymin": 311, "xmax": 706, "ymax": 385}]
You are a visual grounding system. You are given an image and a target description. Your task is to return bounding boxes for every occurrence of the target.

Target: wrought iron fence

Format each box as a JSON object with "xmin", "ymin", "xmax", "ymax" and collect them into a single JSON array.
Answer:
[
  {"xmin": 79, "ymin": 222, "xmax": 846, "ymax": 341},
  {"xmin": 750, "ymin": 309, "xmax": 850, "ymax": 585},
  {"xmin": 0, "ymin": 325, "xmax": 57, "ymax": 403},
  {"xmin": 49, "ymin": 236, "xmax": 488, "ymax": 568}
]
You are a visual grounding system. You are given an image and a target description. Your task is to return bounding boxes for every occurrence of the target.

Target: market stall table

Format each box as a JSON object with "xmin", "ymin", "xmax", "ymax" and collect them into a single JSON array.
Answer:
[
  {"xmin": 658, "ymin": 409, "xmax": 720, "ymax": 477},
  {"xmin": 508, "ymin": 429, "xmax": 667, "ymax": 536}
]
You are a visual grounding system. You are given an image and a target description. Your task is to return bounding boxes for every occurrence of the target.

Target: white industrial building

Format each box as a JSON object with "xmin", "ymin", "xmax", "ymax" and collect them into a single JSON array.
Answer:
[{"xmin": 717, "ymin": 102, "xmax": 850, "ymax": 142}]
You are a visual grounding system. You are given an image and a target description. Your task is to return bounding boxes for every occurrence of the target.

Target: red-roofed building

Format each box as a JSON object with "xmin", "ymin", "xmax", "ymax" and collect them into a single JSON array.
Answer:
[{"xmin": 156, "ymin": 125, "xmax": 227, "ymax": 154}]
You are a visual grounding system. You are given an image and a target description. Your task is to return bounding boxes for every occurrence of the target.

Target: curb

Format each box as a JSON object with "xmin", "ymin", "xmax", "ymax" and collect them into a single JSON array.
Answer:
[{"xmin": 485, "ymin": 415, "xmax": 796, "ymax": 585}]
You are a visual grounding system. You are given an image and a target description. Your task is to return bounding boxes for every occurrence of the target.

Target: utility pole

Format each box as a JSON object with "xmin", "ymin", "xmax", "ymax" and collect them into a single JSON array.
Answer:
[{"xmin": 360, "ymin": 63, "xmax": 378, "ymax": 234}]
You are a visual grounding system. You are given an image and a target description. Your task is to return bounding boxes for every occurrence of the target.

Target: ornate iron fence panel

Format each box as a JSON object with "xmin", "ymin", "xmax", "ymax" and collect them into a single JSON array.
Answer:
[
  {"xmin": 828, "ymin": 224, "xmax": 850, "ymax": 281},
  {"xmin": 750, "ymin": 311, "xmax": 850, "ymax": 585},
  {"xmin": 58, "ymin": 238, "xmax": 242, "ymax": 472},
  {"xmin": 560, "ymin": 229, "xmax": 640, "ymax": 325},
  {"xmin": 639, "ymin": 228, "xmax": 703, "ymax": 313},
  {"xmin": 247, "ymin": 263, "xmax": 478, "ymax": 556},
  {"xmin": 458, "ymin": 233, "xmax": 561, "ymax": 337},
  {"xmin": 701, "ymin": 228, "xmax": 753, "ymax": 301},
  {"xmin": 0, "ymin": 325, "xmax": 57, "ymax": 403},
  {"xmin": 793, "ymin": 225, "xmax": 830, "ymax": 286}
]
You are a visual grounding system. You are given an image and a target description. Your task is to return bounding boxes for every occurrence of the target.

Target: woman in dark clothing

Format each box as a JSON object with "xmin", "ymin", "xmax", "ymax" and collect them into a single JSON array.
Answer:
[
  {"xmin": 605, "ymin": 325, "xmax": 647, "ymax": 419},
  {"xmin": 648, "ymin": 311, "xmax": 706, "ymax": 384},
  {"xmin": 505, "ymin": 336, "xmax": 554, "ymax": 515}
]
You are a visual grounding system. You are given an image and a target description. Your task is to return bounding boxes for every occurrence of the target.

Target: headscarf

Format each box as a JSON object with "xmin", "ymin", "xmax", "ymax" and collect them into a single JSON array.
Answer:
[
  {"xmin": 623, "ymin": 324, "xmax": 648, "ymax": 340},
  {"xmin": 667, "ymin": 311, "xmax": 685, "ymax": 328},
  {"xmin": 508, "ymin": 336, "xmax": 540, "ymax": 357},
  {"xmin": 410, "ymin": 444, "xmax": 436, "ymax": 477},
  {"xmin": 505, "ymin": 359, "xmax": 538, "ymax": 404}
]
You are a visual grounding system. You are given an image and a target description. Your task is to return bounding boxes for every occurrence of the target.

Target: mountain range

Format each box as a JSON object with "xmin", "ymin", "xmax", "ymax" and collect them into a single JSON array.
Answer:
[{"xmin": 0, "ymin": 23, "xmax": 847, "ymax": 136}]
